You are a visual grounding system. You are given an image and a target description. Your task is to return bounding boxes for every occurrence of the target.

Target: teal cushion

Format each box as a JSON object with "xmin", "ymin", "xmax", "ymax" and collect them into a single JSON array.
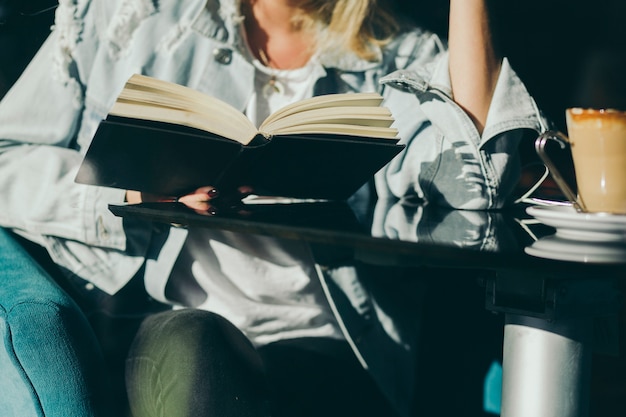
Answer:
[{"xmin": 0, "ymin": 228, "xmax": 106, "ymax": 416}]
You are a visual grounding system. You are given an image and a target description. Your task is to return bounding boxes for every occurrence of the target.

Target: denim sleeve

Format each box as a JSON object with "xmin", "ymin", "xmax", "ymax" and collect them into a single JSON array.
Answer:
[
  {"xmin": 0, "ymin": 0, "xmax": 156, "ymax": 294},
  {"xmin": 0, "ymin": 0, "xmax": 138, "ymax": 250},
  {"xmin": 377, "ymin": 51, "xmax": 546, "ymax": 210}
]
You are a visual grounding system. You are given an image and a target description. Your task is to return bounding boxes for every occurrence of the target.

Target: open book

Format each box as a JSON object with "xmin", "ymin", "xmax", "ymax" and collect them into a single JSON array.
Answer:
[{"xmin": 76, "ymin": 74, "xmax": 405, "ymax": 200}]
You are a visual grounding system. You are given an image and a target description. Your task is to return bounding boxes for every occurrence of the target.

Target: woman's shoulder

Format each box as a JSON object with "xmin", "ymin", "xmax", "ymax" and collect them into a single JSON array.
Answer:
[
  {"xmin": 65, "ymin": 0, "xmax": 226, "ymax": 27},
  {"xmin": 50, "ymin": 0, "xmax": 228, "ymax": 79},
  {"xmin": 56, "ymin": 0, "xmax": 231, "ymax": 48}
]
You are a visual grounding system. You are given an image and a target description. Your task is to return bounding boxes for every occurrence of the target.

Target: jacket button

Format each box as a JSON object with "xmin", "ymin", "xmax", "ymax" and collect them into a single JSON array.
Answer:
[{"xmin": 213, "ymin": 48, "xmax": 233, "ymax": 65}]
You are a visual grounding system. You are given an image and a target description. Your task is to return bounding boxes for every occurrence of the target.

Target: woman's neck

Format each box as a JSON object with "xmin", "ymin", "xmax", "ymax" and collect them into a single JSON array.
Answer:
[{"xmin": 243, "ymin": 0, "xmax": 315, "ymax": 70}]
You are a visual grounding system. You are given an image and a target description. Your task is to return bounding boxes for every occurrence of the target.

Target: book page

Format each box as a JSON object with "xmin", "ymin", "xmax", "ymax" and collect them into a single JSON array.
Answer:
[
  {"xmin": 261, "ymin": 92, "xmax": 384, "ymax": 128},
  {"xmin": 110, "ymin": 101, "xmax": 258, "ymax": 143},
  {"xmin": 113, "ymin": 88, "xmax": 257, "ymax": 141},
  {"xmin": 269, "ymin": 124, "xmax": 399, "ymax": 139},
  {"xmin": 114, "ymin": 74, "xmax": 258, "ymax": 144},
  {"xmin": 115, "ymin": 90, "xmax": 250, "ymax": 128},
  {"xmin": 261, "ymin": 106, "xmax": 395, "ymax": 135},
  {"xmin": 124, "ymin": 75, "xmax": 247, "ymax": 118},
  {"xmin": 259, "ymin": 92, "xmax": 397, "ymax": 140}
]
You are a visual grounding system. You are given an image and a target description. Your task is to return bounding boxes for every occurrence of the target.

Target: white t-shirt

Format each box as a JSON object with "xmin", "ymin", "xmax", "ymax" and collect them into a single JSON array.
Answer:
[
  {"xmin": 166, "ymin": 57, "xmax": 343, "ymax": 347},
  {"xmin": 247, "ymin": 55, "xmax": 325, "ymax": 126}
]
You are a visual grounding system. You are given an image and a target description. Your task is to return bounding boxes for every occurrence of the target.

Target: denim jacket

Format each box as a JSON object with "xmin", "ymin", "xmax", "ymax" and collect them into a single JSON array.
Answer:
[{"xmin": 0, "ymin": 0, "xmax": 544, "ymax": 294}]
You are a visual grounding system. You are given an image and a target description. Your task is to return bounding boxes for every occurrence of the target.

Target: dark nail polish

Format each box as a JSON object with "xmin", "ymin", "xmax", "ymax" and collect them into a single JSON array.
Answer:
[{"xmin": 208, "ymin": 188, "xmax": 219, "ymax": 198}]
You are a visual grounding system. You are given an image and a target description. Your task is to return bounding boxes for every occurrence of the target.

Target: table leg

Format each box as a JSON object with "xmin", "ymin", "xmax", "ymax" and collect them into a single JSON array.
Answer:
[{"xmin": 500, "ymin": 315, "xmax": 592, "ymax": 417}]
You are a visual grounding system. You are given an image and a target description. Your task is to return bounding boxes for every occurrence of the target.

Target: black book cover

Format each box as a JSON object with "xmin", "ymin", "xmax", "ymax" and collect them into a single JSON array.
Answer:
[{"xmin": 76, "ymin": 116, "xmax": 404, "ymax": 200}]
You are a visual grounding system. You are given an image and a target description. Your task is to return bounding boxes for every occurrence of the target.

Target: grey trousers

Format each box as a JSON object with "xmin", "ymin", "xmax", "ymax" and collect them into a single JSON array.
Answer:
[{"xmin": 125, "ymin": 309, "xmax": 393, "ymax": 417}]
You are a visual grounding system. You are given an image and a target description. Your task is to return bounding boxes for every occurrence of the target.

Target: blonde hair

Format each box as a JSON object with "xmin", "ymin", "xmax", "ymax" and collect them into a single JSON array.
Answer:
[{"xmin": 296, "ymin": 0, "xmax": 399, "ymax": 61}]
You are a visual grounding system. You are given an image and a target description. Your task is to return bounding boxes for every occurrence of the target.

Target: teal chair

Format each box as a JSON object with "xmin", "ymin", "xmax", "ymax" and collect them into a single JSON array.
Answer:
[{"xmin": 0, "ymin": 227, "xmax": 110, "ymax": 416}]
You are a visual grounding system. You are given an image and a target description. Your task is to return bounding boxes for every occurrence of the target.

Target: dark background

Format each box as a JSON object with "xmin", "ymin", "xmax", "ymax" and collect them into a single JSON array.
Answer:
[
  {"xmin": 2, "ymin": 0, "xmax": 626, "ymax": 132},
  {"xmin": 0, "ymin": 0, "xmax": 55, "ymax": 97}
]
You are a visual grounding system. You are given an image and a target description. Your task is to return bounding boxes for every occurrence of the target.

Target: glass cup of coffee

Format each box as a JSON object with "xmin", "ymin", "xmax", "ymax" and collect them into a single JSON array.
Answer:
[{"xmin": 535, "ymin": 108, "xmax": 626, "ymax": 214}]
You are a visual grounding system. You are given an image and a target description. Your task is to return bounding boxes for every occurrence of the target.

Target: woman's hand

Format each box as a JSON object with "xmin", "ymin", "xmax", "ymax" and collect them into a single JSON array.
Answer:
[
  {"xmin": 125, "ymin": 186, "xmax": 219, "ymax": 210},
  {"xmin": 125, "ymin": 186, "xmax": 253, "ymax": 214},
  {"xmin": 448, "ymin": 0, "xmax": 501, "ymax": 133}
]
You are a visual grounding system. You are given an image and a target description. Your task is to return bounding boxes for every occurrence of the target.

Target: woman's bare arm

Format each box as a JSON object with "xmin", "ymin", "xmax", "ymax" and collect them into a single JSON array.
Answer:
[{"xmin": 448, "ymin": 0, "xmax": 501, "ymax": 133}]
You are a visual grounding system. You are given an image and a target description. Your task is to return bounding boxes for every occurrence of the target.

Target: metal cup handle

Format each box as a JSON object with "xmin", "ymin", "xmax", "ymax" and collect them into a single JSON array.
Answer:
[{"xmin": 534, "ymin": 131, "xmax": 586, "ymax": 212}]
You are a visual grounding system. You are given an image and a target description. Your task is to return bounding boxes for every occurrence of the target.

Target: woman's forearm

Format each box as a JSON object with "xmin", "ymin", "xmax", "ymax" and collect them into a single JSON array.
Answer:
[{"xmin": 448, "ymin": 0, "xmax": 501, "ymax": 133}]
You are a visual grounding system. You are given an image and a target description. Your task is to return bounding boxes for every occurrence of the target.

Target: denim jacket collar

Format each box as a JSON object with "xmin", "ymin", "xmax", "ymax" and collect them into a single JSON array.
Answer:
[{"xmin": 189, "ymin": 0, "xmax": 383, "ymax": 73}]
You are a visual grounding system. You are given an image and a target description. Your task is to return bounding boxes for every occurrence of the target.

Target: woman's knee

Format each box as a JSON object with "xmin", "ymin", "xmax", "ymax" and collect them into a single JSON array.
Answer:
[
  {"xmin": 129, "ymin": 309, "xmax": 259, "ymax": 367},
  {"xmin": 126, "ymin": 309, "xmax": 268, "ymax": 417}
]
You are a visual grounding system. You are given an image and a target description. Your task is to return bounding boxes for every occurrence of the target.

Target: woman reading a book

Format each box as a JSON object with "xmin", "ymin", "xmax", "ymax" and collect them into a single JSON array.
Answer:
[{"xmin": 0, "ymin": 0, "xmax": 544, "ymax": 416}]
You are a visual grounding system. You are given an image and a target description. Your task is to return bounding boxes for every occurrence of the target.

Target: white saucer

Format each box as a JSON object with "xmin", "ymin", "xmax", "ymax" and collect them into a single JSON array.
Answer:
[
  {"xmin": 525, "ymin": 235, "xmax": 626, "ymax": 263},
  {"xmin": 526, "ymin": 205, "xmax": 626, "ymax": 242}
]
